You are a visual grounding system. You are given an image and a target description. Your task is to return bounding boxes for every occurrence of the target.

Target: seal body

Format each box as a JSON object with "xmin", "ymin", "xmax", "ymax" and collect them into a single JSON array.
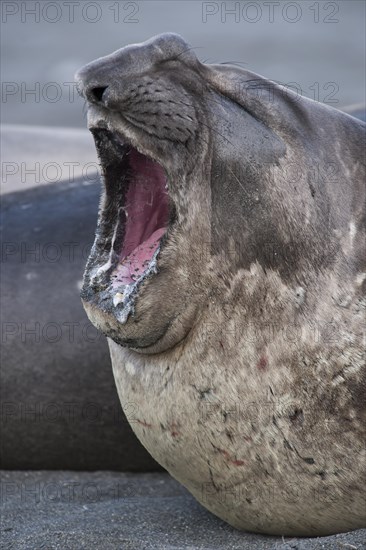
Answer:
[{"xmin": 75, "ymin": 33, "xmax": 366, "ymax": 535}]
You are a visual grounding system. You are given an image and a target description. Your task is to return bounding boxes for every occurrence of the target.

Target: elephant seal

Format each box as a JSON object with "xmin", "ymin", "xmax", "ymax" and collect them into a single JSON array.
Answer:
[{"xmin": 75, "ymin": 33, "xmax": 366, "ymax": 536}]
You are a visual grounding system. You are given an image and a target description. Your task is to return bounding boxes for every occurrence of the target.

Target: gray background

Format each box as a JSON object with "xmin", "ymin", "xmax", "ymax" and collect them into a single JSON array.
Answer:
[{"xmin": 1, "ymin": 0, "xmax": 365, "ymax": 128}]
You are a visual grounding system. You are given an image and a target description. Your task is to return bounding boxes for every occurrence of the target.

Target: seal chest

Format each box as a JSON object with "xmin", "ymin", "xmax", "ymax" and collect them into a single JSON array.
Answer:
[{"xmin": 76, "ymin": 33, "xmax": 366, "ymax": 536}]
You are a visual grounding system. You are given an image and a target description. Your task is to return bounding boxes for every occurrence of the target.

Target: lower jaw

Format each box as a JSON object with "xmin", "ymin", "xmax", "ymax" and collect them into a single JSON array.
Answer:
[
  {"xmin": 82, "ymin": 297, "xmax": 171, "ymax": 350},
  {"xmin": 83, "ymin": 239, "xmax": 164, "ymax": 326},
  {"xmin": 111, "ymin": 227, "xmax": 167, "ymax": 288}
]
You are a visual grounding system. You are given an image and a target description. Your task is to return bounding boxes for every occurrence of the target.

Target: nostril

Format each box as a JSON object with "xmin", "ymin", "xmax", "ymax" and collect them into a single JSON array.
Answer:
[{"xmin": 90, "ymin": 86, "xmax": 108, "ymax": 103}]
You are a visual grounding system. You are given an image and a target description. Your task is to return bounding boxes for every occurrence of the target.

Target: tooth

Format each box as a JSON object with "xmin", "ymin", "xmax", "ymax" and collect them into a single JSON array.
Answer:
[{"xmin": 113, "ymin": 292, "xmax": 125, "ymax": 306}]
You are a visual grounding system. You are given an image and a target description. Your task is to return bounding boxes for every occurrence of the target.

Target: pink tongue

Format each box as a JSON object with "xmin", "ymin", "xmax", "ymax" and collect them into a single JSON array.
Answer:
[{"xmin": 111, "ymin": 228, "xmax": 166, "ymax": 286}]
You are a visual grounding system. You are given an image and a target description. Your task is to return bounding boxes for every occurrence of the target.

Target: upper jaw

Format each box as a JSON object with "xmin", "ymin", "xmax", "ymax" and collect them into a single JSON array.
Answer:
[{"xmin": 86, "ymin": 104, "xmax": 170, "ymax": 169}]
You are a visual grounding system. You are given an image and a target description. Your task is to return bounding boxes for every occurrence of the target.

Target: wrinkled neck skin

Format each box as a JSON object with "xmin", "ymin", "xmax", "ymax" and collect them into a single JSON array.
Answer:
[{"xmin": 77, "ymin": 33, "xmax": 366, "ymax": 535}]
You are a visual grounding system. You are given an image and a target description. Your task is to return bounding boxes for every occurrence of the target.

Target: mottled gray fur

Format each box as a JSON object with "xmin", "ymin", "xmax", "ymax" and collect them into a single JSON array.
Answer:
[{"xmin": 76, "ymin": 33, "xmax": 365, "ymax": 535}]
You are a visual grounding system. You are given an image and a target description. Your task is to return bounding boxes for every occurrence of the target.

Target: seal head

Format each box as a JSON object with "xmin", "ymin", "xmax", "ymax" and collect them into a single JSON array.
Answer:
[{"xmin": 75, "ymin": 33, "xmax": 289, "ymax": 353}]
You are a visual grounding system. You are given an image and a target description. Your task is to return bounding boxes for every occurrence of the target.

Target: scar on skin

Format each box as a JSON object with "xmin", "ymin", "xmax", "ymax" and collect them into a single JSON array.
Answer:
[
  {"xmin": 256, "ymin": 355, "xmax": 268, "ymax": 371},
  {"xmin": 136, "ymin": 419, "xmax": 153, "ymax": 428},
  {"xmin": 215, "ymin": 447, "xmax": 246, "ymax": 467},
  {"xmin": 169, "ymin": 421, "xmax": 181, "ymax": 437}
]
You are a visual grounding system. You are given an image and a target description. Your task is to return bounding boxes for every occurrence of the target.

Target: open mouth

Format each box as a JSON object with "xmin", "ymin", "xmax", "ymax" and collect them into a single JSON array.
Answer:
[{"xmin": 83, "ymin": 127, "xmax": 176, "ymax": 321}]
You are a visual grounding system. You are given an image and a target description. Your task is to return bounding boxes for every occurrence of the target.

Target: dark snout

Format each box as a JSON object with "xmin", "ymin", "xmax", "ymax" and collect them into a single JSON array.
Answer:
[{"xmin": 75, "ymin": 32, "xmax": 194, "ymax": 106}]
